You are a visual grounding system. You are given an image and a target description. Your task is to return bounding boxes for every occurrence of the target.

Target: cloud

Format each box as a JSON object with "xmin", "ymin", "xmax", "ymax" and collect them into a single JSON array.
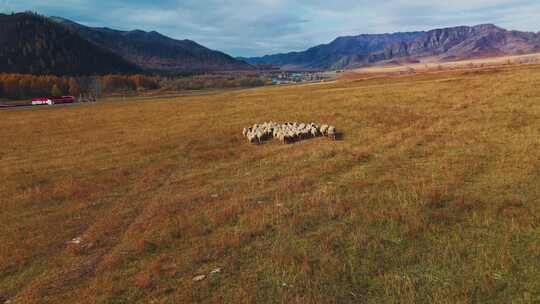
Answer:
[{"xmin": 1, "ymin": 0, "xmax": 539, "ymax": 56}]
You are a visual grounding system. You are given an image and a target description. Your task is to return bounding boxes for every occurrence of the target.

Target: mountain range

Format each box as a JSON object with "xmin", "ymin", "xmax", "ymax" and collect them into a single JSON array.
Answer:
[
  {"xmin": 2, "ymin": 12, "xmax": 540, "ymax": 75},
  {"xmin": 246, "ymin": 24, "xmax": 540, "ymax": 70},
  {"xmin": 0, "ymin": 12, "xmax": 138, "ymax": 75},
  {"xmin": 50, "ymin": 17, "xmax": 252, "ymax": 72},
  {"xmin": 0, "ymin": 12, "xmax": 252, "ymax": 75}
]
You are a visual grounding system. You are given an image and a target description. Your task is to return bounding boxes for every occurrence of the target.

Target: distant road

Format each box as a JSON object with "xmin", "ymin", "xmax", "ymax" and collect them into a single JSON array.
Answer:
[
  {"xmin": 0, "ymin": 83, "xmax": 340, "ymax": 111},
  {"xmin": 0, "ymin": 87, "xmax": 261, "ymax": 111},
  {"xmin": 0, "ymin": 102, "xmax": 83, "ymax": 110},
  {"xmin": 0, "ymin": 104, "xmax": 32, "ymax": 109}
]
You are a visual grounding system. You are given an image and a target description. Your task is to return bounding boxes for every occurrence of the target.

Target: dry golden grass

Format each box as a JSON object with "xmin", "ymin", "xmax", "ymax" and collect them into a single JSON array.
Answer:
[
  {"xmin": 1, "ymin": 64, "xmax": 540, "ymax": 303},
  {"xmin": 349, "ymin": 52, "xmax": 540, "ymax": 77}
]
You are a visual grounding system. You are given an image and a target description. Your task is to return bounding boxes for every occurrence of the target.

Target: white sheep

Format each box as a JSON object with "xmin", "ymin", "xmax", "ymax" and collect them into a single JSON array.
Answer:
[
  {"xmin": 276, "ymin": 131, "xmax": 287, "ymax": 144},
  {"xmin": 247, "ymin": 132, "xmax": 258, "ymax": 144},
  {"xmin": 327, "ymin": 126, "xmax": 336, "ymax": 140},
  {"xmin": 320, "ymin": 125, "xmax": 329, "ymax": 136},
  {"xmin": 310, "ymin": 127, "xmax": 319, "ymax": 138},
  {"xmin": 243, "ymin": 122, "xmax": 337, "ymax": 145}
]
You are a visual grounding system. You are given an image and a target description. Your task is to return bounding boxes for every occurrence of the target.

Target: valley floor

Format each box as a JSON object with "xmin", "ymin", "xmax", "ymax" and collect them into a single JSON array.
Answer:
[
  {"xmin": 350, "ymin": 52, "xmax": 540, "ymax": 77},
  {"xmin": 1, "ymin": 64, "xmax": 540, "ymax": 303}
]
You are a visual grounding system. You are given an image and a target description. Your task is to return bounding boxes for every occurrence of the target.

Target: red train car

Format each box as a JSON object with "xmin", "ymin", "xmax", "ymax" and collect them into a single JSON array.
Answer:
[
  {"xmin": 51, "ymin": 96, "xmax": 76, "ymax": 104},
  {"xmin": 31, "ymin": 96, "xmax": 76, "ymax": 106}
]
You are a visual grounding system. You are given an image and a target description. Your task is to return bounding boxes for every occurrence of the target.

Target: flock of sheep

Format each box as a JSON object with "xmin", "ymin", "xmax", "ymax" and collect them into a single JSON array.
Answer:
[{"xmin": 242, "ymin": 122, "xmax": 337, "ymax": 144}]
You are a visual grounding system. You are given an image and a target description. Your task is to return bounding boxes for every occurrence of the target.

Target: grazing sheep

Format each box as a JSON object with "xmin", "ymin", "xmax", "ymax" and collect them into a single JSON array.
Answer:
[
  {"xmin": 258, "ymin": 133, "xmax": 265, "ymax": 142},
  {"xmin": 310, "ymin": 127, "xmax": 319, "ymax": 138},
  {"xmin": 320, "ymin": 125, "xmax": 329, "ymax": 136},
  {"xmin": 277, "ymin": 131, "xmax": 287, "ymax": 144},
  {"xmin": 273, "ymin": 129, "xmax": 279, "ymax": 139},
  {"xmin": 247, "ymin": 132, "xmax": 258, "ymax": 144},
  {"xmin": 327, "ymin": 126, "xmax": 336, "ymax": 140},
  {"xmin": 287, "ymin": 130, "xmax": 297, "ymax": 142},
  {"xmin": 243, "ymin": 122, "xmax": 338, "ymax": 145}
]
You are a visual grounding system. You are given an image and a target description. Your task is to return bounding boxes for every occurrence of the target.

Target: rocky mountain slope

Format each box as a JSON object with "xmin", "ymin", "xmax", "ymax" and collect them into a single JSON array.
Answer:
[{"xmin": 247, "ymin": 24, "xmax": 540, "ymax": 70}]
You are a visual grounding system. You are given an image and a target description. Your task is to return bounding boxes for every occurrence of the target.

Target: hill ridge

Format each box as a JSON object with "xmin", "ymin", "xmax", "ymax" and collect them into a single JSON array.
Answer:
[
  {"xmin": 51, "ymin": 16, "xmax": 254, "ymax": 72},
  {"xmin": 0, "ymin": 12, "xmax": 139, "ymax": 75},
  {"xmin": 246, "ymin": 24, "xmax": 540, "ymax": 70}
]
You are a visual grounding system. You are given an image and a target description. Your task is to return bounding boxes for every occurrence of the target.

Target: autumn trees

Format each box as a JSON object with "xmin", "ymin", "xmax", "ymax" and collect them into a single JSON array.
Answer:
[
  {"xmin": 68, "ymin": 78, "xmax": 81, "ymax": 96},
  {"xmin": 100, "ymin": 74, "xmax": 159, "ymax": 93},
  {"xmin": 0, "ymin": 74, "xmax": 69, "ymax": 99},
  {"xmin": 159, "ymin": 74, "xmax": 267, "ymax": 91},
  {"xmin": 0, "ymin": 73, "xmax": 268, "ymax": 100},
  {"xmin": 0, "ymin": 74, "xmax": 161, "ymax": 99}
]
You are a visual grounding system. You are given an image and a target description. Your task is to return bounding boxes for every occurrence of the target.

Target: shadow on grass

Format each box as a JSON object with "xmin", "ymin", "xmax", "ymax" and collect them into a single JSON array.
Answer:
[{"xmin": 334, "ymin": 132, "xmax": 345, "ymax": 141}]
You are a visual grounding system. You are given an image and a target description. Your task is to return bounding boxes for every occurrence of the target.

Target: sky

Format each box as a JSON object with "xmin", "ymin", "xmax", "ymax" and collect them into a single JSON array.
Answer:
[{"xmin": 2, "ymin": 0, "xmax": 540, "ymax": 57}]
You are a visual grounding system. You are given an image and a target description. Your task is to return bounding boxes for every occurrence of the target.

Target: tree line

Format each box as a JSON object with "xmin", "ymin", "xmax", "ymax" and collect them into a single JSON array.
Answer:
[
  {"xmin": 0, "ymin": 73, "xmax": 268, "ymax": 100},
  {"xmin": 0, "ymin": 74, "xmax": 80, "ymax": 99},
  {"xmin": 160, "ymin": 74, "xmax": 267, "ymax": 91},
  {"xmin": 0, "ymin": 74, "xmax": 160, "ymax": 99}
]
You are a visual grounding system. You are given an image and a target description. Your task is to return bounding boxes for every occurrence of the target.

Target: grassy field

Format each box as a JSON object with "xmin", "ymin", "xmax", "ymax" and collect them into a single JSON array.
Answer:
[
  {"xmin": 1, "ymin": 64, "xmax": 540, "ymax": 303},
  {"xmin": 351, "ymin": 52, "xmax": 540, "ymax": 76}
]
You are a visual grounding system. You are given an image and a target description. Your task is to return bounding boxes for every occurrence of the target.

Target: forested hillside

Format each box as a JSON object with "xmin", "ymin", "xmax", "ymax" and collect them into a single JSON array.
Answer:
[
  {"xmin": 0, "ymin": 12, "xmax": 139, "ymax": 75},
  {"xmin": 51, "ymin": 17, "xmax": 254, "ymax": 72}
]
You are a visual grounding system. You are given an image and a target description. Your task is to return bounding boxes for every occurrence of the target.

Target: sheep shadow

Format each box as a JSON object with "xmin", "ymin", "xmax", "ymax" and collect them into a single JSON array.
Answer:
[
  {"xmin": 248, "ymin": 134, "xmax": 344, "ymax": 145},
  {"xmin": 334, "ymin": 132, "xmax": 345, "ymax": 141}
]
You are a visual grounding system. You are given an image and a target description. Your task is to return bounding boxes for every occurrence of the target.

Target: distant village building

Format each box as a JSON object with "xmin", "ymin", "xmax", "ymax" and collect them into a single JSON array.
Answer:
[{"xmin": 270, "ymin": 71, "xmax": 328, "ymax": 85}]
